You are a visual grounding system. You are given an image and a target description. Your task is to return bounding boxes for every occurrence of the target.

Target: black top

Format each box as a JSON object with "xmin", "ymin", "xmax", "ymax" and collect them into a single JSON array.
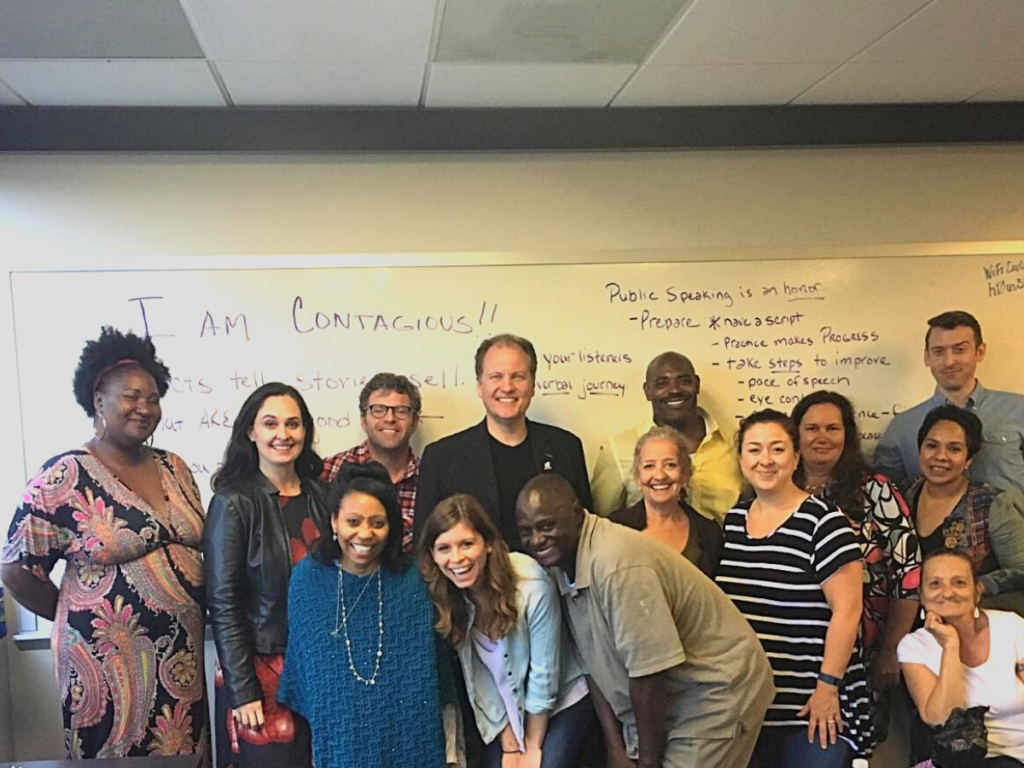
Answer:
[
  {"xmin": 204, "ymin": 473, "xmax": 331, "ymax": 708},
  {"xmin": 608, "ymin": 499, "xmax": 724, "ymax": 578},
  {"xmin": 489, "ymin": 432, "xmax": 538, "ymax": 550},
  {"xmin": 413, "ymin": 418, "xmax": 593, "ymax": 550},
  {"xmin": 919, "ymin": 525, "xmax": 946, "ymax": 558}
]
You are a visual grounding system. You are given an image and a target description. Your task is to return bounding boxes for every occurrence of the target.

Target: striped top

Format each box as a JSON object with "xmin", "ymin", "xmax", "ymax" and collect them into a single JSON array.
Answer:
[{"xmin": 717, "ymin": 495, "xmax": 874, "ymax": 754}]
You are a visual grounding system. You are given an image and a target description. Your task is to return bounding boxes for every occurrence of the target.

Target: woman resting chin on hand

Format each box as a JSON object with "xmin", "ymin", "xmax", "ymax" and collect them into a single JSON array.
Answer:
[{"xmin": 899, "ymin": 551, "xmax": 1024, "ymax": 766}]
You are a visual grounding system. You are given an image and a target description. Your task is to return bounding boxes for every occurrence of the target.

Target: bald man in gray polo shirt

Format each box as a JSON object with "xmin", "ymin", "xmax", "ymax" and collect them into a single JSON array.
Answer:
[{"xmin": 516, "ymin": 474, "xmax": 774, "ymax": 768}]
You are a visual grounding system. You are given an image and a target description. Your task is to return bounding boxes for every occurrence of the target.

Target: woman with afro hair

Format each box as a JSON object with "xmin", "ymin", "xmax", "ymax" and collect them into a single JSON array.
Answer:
[{"xmin": 2, "ymin": 326, "xmax": 209, "ymax": 761}]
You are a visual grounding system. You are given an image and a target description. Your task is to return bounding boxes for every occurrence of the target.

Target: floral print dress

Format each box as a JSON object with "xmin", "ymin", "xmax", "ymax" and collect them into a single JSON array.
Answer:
[{"xmin": 2, "ymin": 449, "xmax": 209, "ymax": 761}]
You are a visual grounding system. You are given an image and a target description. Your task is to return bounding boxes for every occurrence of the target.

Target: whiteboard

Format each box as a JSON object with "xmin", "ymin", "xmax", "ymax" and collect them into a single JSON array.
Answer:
[{"xmin": 11, "ymin": 254, "xmax": 1024, "ymax": 503}]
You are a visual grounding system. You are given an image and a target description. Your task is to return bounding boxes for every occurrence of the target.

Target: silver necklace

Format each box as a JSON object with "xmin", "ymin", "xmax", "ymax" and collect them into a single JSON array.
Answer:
[
  {"xmin": 336, "ymin": 568, "xmax": 374, "ymax": 618},
  {"xmin": 331, "ymin": 565, "xmax": 384, "ymax": 686}
]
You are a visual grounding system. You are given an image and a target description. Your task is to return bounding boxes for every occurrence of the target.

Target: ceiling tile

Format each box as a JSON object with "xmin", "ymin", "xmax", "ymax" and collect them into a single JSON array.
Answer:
[
  {"xmin": 858, "ymin": 0, "xmax": 1024, "ymax": 62},
  {"xmin": 217, "ymin": 62, "xmax": 424, "ymax": 106},
  {"xmin": 0, "ymin": 78, "xmax": 25, "ymax": 104},
  {"xmin": 970, "ymin": 66, "xmax": 1024, "ymax": 101},
  {"xmin": 793, "ymin": 59, "xmax": 1024, "ymax": 104},
  {"xmin": 0, "ymin": 0, "xmax": 203, "ymax": 59},
  {"xmin": 426, "ymin": 63, "xmax": 634, "ymax": 106},
  {"xmin": 614, "ymin": 63, "xmax": 836, "ymax": 106},
  {"xmin": 434, "ymin": 0, "xmax": 689, "ymax": 64},
  {"xmin": 0, "ymin": 60, "xmax": 225, "ymax": 106},
  {"xmin": 648, "ymin": 0, "xmax": 930, "ymax": 65},
  {"xmin": 182, "ymin": 0, "xmax": 436, "ymax": 64}
]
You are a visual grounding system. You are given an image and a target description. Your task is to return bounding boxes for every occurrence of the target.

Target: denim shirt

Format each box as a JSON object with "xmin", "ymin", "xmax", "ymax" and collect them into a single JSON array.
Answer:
[
  {"xmin": 456, "ymin": 552, "xmax": 586, "ymax": 744},
  {"xmin": 874, "ymin": 381, "xmax": 1024, "ymax": 494}
]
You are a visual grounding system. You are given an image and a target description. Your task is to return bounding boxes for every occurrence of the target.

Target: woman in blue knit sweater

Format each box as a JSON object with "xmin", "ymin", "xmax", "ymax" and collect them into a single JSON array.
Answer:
[{"xmin": 278, "ymin": 463, "xmax": 447, "ymax": 768}]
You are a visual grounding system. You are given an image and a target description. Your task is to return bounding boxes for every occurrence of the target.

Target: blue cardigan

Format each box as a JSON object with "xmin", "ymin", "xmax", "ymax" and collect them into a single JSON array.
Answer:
[{"xmin": 278, "ymin": 557, "xmax": 446, "ymax": 768}]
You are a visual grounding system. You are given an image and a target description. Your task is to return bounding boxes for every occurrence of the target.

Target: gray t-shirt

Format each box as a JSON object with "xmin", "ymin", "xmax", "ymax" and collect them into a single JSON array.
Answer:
[{"xmin": 558, "ymin": 513, "xmax": 773, "ymax": 751}]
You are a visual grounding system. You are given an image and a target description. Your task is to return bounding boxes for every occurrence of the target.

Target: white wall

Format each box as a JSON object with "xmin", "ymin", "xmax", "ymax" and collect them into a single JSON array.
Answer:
[{"xmin": 3, "ymin": 145, "xmax": 1024, "ymax": 763}]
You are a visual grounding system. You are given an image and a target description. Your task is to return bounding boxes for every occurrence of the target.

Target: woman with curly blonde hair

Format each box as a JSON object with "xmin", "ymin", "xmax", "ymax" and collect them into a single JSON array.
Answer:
[{"xmin": 419, "ymin": 494, "xmax": 593, "ymax": 768}]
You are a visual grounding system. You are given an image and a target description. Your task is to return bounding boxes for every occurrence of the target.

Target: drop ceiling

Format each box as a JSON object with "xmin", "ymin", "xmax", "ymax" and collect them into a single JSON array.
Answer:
[{"xmin": 0, "ymin": 0, "xmax": 1022, "ymax": 108}]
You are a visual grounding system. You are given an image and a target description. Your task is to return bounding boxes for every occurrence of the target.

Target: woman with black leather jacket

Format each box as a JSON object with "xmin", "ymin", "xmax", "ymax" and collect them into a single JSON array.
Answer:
[{"xmin": 204, "ymin": 382, "xmax": 331, "ymax": 768}]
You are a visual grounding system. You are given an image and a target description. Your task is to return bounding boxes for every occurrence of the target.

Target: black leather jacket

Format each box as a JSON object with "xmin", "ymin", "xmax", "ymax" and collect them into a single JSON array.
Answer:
[{"xmin": 204, "ymin": 472, "xmax": 331, "ymax": 708}]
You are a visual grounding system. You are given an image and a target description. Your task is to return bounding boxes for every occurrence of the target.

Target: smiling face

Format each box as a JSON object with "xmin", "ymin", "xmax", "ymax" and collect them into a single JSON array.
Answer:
[
  {"xmin": 248, "ymin": 395, "xmax": 305, "ymax": 473},
  {"xmin": 94, "ymin": 367, "xmax": 162, "ymax": 448},
  {"xmin": 476, "ymin": 343, "xmax": 535, "ymax": 427},
  {"xmin": 360, "ymin": 389, "xmax": 419, "ymax": 454},
  {"xmin": 925, "ymin": 325, "xmax": 985, "ymax": 397},
  {"xmin": 920, "ymin": 554, "xmax": 979, "ymax": 620},
  {"xmin": 797, "ymin": 403, "xmax": 846, "ymax": 474},
  {"xmin": 431, "ymin": 521, "xmax": 490, "ymax": 593},
  {"xmin": 635, "ymin": 438, "xmax": 690, "ymax": 507},
  {"xmin": 644, "ymin": 355, "xmax": 700, "ymax": 427},
  {"xmin": 919, "ymin": 419, "xmax": 972, "ymax": 487},
  {"xmin": 740, "ymin": 422, "xmax": 800, "ymax": 495},
  {"xmin": 517, "ymin": 495, "xmax": 583, "ymax": 571},
  {"xmin": 335, "ymin": 490, "xmax": 390, "ymax": 574}
]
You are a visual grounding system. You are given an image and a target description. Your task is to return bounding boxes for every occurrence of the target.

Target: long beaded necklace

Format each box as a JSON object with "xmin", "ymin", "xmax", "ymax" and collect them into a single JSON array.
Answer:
[{"xmin": 331, "ymin": 565, "xmax": 384, "ymax": 686}]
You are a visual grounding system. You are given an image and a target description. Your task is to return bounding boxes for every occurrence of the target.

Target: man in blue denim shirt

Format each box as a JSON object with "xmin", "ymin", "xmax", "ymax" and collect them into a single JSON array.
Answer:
[{"xmin": 874, "ymin": 310, "xmax": 1024, "ymax": 493}]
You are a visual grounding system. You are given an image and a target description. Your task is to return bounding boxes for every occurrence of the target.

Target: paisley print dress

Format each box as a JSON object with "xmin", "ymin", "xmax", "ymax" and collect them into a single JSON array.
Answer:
[{"xmin": 2, "ymin": 448, "xmax": 209, "ymax": 761}]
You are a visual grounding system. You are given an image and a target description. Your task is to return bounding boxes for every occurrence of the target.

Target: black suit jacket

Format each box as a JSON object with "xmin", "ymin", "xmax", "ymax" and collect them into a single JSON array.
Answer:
[{"xmin": 413, "ymin": 417, "xmax": 593, "ymax": 549}]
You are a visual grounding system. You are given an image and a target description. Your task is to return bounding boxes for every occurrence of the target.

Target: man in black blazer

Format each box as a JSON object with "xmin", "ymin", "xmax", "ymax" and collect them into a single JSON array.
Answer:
[{"xmin": 414, "ymin": 333, "xmax": 593, "ymax": 550}]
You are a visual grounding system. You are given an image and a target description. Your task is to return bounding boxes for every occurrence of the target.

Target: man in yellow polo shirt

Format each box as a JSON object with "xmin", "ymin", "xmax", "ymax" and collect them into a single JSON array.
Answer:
[{"xmin": 590, "ymin": 351, "xmax": 742, "ymax": 523}]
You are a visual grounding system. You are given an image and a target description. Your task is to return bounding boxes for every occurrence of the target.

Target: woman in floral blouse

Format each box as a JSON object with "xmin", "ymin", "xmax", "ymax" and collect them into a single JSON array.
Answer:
[
  {"xmin": 1, "ymin": 327, "xmax": 208, "ymax": 761},
  {"xmin": 792, "ymin": 390, "xmax": 921, "ymax": 750}
]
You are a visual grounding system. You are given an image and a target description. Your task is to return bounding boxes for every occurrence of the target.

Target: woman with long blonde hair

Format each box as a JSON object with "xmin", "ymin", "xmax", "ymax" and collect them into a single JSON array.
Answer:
[{"xmin": 419, "ymin": 494, "xmax": 592, "ymax": 768}]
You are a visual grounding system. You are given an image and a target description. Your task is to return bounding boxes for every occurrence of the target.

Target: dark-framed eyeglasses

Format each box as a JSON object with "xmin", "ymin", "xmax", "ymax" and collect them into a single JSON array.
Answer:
[{"xmin": 365, "ymin": 404, "xmax": 417, "ymax": 420}]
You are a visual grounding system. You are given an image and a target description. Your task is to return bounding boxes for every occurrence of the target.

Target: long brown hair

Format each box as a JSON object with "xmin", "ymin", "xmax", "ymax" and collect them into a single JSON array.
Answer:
[{"xmin": 417, "ymin": 494, "xmax": 518, "ymax": 647}]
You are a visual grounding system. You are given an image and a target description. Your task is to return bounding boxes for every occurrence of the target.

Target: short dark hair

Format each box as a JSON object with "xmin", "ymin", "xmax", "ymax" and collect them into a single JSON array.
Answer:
[
  {"xmin": 314, "ymin": 462, "xmax": 407, "ymax": 571},
  {"xmin": 357, "ymin": 372, "xmax": 422, "ymax": 414},
  {"xmin": 926, "ymin": 311, "xmax": 983, "ymax": 348},
  {"xmin": 211, "ymin": 382, "xmax": 323, "ymax": 489},
  {"xmin": 474, "ymin": 334, "xmax": 538, "ymax": 379},
  {"xmin": 73, "ymin": 326, "xmax": 172, "ymax": 417},
  {"xmin": 736, "ymin": 409, "xmax": 800, "ymax": 453},
  {"xmin": 917, "ymin": 404, "xmax": 983, "ymax": 459}
]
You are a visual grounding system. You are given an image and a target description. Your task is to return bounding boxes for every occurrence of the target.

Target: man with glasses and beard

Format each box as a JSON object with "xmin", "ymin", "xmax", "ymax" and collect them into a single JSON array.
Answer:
[{"xmin": 322, "ymin": 372, "xmax": 422, "ymax": 552}]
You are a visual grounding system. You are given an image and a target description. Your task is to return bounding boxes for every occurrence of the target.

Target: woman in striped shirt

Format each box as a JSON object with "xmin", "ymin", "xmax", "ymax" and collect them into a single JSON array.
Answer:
[{"xmin": 717, "ymin": 409, "xmax": 869, "ymax": 767}]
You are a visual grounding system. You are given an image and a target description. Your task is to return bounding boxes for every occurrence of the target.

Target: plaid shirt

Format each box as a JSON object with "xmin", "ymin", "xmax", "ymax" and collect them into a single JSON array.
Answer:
[
  {"xmin": 908, "ymin": 478, "xmax": 999, "ymax": 575},
  {"xmin": 321, "ymin": 441, "xmax": 420, "ymax": 552}
]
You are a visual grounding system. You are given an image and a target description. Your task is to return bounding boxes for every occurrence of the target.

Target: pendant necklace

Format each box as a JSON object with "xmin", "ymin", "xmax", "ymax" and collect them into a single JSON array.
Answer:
[{"xmin": 332, "ymin": 565, "xmax": 384, "ymax": 686}]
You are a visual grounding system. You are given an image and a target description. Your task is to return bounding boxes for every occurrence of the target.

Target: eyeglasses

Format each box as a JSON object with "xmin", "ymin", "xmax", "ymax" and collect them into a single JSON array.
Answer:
[{"xmin": 365, "ymin": 404, "xmax": 417, "ymax": 420}]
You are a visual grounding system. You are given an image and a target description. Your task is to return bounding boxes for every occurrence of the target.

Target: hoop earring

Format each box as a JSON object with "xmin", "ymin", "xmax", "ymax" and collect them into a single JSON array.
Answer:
[
  {"xmin": 146, "ymin": 433, "xmax": 155, "ymax": 449},
  {"xmin": 95, "ymin": 412, "xmax": 107, "ymax": 439}
]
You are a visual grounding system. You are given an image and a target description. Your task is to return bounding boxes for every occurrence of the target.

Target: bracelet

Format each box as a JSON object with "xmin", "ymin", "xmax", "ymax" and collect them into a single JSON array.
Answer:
[
  {"xmin": 502, "ymin": 749, "xmax": 519, "ymax": 754},
  {"xmin": 818, "ymin": 672, "xmax": 842, "ymax": 687}
]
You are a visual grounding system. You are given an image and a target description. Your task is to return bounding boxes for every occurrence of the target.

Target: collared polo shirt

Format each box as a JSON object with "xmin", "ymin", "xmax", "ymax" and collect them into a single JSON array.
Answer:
[
  {"xmin": 556, "ymin": 513, "xmax": 772, "ymax": 756},
  {"xmin": 874, "ymin": 381, "xmax": 1024, "ymax": 493},
  {"xmin": 589, "ymin": 408, "xmax": 742, "ymax": 523}
]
